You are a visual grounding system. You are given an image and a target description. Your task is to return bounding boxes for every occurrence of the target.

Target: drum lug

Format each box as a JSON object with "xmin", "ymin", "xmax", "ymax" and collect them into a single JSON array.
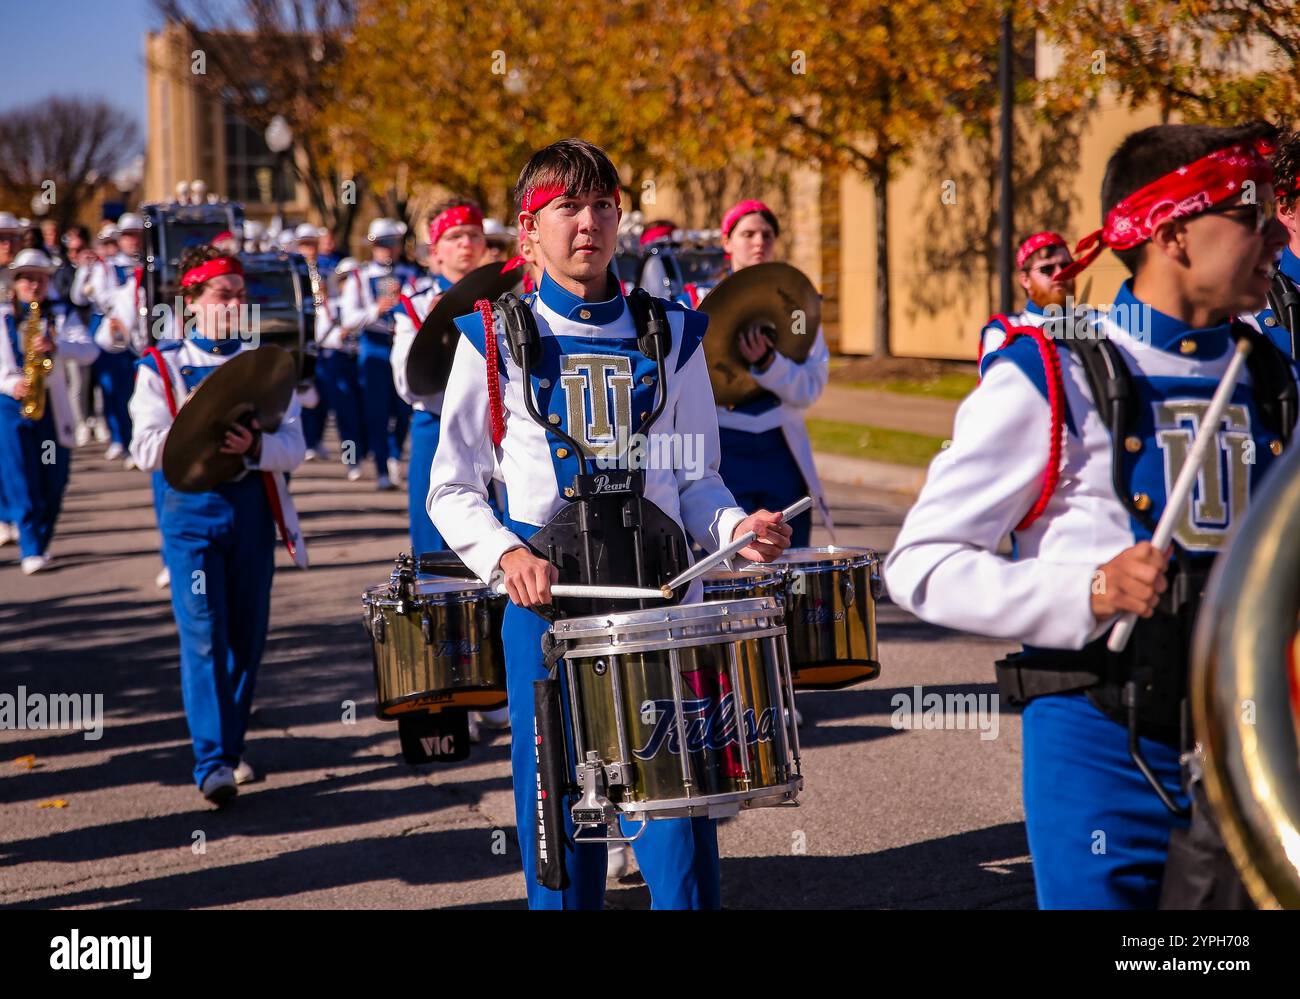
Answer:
[
  {"xmin": 841, "ymin": 574, "xmax": 855, "ymax": 605},
  {"xmin": 870, "ymin": 568, "xmax": 884, "ymax": 601},
  {"xmin": 604, "ymin": 761, "xmax": 632, "ymax": 787},
  {"xmin": 571, "ymin": 752, "xmax": 619, "ymax": 827},
  {"xmin": 372, "ymin": 610, "xmax": 386, "ymax": 644},
  {"xmin": 421, "ymin": 612, "xmax": 432, "ymax": 644}
]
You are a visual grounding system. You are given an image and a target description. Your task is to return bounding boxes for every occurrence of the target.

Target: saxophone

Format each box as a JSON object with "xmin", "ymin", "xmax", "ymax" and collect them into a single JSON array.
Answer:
[{"xmin": 19, "ymin": 299, "xmax": 53, "ymax": 422}]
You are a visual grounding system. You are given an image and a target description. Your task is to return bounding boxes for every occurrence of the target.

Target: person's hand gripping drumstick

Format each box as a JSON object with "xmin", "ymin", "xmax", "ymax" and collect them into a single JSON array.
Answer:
[{"xmin": 1105, "ymin": 337, "xmax": 1252, "ymax": 653}]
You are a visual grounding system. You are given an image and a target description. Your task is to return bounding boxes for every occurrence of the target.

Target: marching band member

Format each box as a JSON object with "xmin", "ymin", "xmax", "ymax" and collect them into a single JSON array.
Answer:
[
  {"xmin": 391, "ymin": 201, "xmax": 488, "ymax": 555},
  {"xmin": 978, "ymin": 233, "xmax": 1078, "ymax": 359},
  {"xmin": 128, "ymin": 245, "xmax": 306, "ymax": 805},
  {"xmin": 429, "ymin": 139, "xmax": 793, "ymax": 910},
  {"xmin": 885, "ymin": 122, "xmax": 1291, "ymax": 909},
  {"xmin": 340, "ymin": 217, "xmax": 414, "ymax": 490},
  {"xmin": 1257, "ymin": 129, "xmax": 1300, "ymax": 357},
  {"xmin": 0, "ymin": 250, "xmax": 98, "ymax": 573},
  {"xmin": 684, "ymin": 200, "xmax": 830, "ymax": 547},
  {"xmin": 315, "ymin": 257, "xmax": 366, "ymax": 481},
  {"xmin": 294, "ymin": 224, "xmax": 333, "ymax": 462}
]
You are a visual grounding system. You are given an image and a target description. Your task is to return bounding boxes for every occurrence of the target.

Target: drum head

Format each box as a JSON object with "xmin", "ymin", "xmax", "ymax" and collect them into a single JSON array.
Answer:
[{"xmin": 774, "ymin": 546, "xmax": 877, "ymax": 570}]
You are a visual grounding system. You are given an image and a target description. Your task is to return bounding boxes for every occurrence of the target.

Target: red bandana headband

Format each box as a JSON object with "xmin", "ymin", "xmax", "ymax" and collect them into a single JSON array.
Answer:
[
  {"xmin": 429, "ymin": 204, "xmax": 484, "ymax": 245},
  {"xmin": 521, "ymin": 184, "xmax": 621, "ymax": 214},
  {"xmin": 1058, "ymin": 139, "xmax": 1275, "ymax": 281},
  {"xmin": 210, "ymin": 230, "xmax": 235, "ymax": 246},
  {"xmin": 1016, "ymin": 231, "xmax": 1068, "ymax": 270},
  {"xmin": 640, "ymin": 223, "xmax": 675, "ymax": 245},
  {"xmin": 180, "ymin": 255, "xmax": 243, "ymax": 288},
  {"xmin": 721, "ymin": 199, "xmax": 775, "ymax": 238}
]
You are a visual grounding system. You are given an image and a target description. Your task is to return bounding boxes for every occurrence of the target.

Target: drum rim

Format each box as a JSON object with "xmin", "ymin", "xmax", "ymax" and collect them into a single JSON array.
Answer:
[
  {"xmin": 552, "ymin": 595, "xmax": 782, "ymax": 636},
  {"xmin": 774, "ymin": 545, "xmax": 878, "ymax": 569},
  {"xmin": 363, "ymin": 577, "xmax": 493, "ymax": 604}
]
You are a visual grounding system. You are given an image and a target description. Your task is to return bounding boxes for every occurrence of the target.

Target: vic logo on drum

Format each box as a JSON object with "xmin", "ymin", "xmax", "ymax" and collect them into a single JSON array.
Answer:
[{"xmin": 633, "ymin": 693, "xmax": 776, "ymax": 760}]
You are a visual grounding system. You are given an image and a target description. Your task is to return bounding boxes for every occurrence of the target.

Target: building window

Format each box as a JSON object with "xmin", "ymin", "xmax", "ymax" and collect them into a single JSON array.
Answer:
[{"xmin": 223, "ymin": 108, "xmax": 293, "ymax": 205}]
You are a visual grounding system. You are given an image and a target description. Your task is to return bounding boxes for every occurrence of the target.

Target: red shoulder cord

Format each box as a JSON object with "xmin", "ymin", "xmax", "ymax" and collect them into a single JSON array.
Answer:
[
  {"xmin": 141, "ymin": 346, "xmax": 179, "ymax": 418},
  {"xmin": 398, "ymin": 293, "xmax": 421, "ymax": 327},
  {"xmin": 984, "ymin": 314, "xmax": 1065, "ymax": 532},
  {"xmin": 477, "ymin": 298, "xmax": 505, "ymax": 446}
]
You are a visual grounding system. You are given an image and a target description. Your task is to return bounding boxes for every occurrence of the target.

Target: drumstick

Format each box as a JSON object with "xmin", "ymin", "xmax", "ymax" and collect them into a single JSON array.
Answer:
[
  {"xmin": 492, "ymin": 582, "xmax": 670, "ymax": 601},
  {"xmin": 1107, "ymin": 337, "xmax": 1251, "ymax": 653},
  {"xmin": 663, "ymin": 496, "xmax": 812, "ymax": 594}
]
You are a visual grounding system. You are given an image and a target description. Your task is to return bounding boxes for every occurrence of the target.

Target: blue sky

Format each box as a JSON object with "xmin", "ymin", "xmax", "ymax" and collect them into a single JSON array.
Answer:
[{"xmin": 0, "ymin": 0, "xmax": 158, "ymax": 130}]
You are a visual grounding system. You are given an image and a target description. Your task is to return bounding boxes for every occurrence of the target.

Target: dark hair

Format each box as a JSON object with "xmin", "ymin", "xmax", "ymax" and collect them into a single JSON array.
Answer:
[
  {"xmin": 1271, "ymin": 129, "xmax": 1300, "ymax": 208},
  {"xmin": 178, "ymin": 244, "xmax": 232, "ymax": 300},
  {"xmin": 431, "ymin": 196, "xmax": 481, "ymax": 218},
  {"xmin": 1100, "ymin": 120, "xmax": 1278, "ymax": 273},
  {"xmin": 512, "ymin": 138, "xmax": 620, "ymax": 211}
]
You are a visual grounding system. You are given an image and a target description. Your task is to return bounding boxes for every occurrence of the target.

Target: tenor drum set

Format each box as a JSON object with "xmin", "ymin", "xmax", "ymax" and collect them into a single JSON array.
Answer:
[{"xmin": 362, "ymin": 543, "xmax": 882, "ymax": 829}]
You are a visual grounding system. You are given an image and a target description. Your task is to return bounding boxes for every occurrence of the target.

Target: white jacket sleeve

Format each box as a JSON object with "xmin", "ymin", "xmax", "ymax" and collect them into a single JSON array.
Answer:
[
  {"xmin": 55, "ymin": 309, "xmax": 99, "ymax": 365},
  {"xmin": 427, "ymin": 336, "xmax": 526, "ymax": 583},
  {"xmin": 128, "ymin": 362, "xmax": 175, "ymax": 472},
  {"xmin": 391, "ymin": 306, "xmax": 418, "ymax": 406},
  {"xmin": 750, "ymin": 327, "xmax": 829, "ymax": 409},
  {"xmin": 339, "ymin": 272, "xmax": 381, "ymax": 332},
  {"xmin": 883, "ymin": 358, "xmax": 1101, "ymax": 650},
  {"xmin": 673, "ymin": 345, "xmax": 748, "ymax": 552},
  {"xmin": 70, "ymin": 262, "xmax": 97, "ymax": 308},
  {"xmin": 247, "ymin": 395, "xmax": 306, "ymax": 472}
]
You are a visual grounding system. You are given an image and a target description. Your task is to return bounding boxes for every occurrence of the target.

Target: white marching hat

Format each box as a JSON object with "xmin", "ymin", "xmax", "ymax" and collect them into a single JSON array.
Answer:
[
  {"xmin": 483, "ymin": 217, "xmax": 511, "ymax": 237},
  {"xmin": 0, "ymin": 212, "xmax": 21, "ymax": 233},
  {"xmin": 294, "ymin": 223, "xmax": 326, "ymax": 241},
  {"xmin": 243, "ymin": 220, "xmax": 265, "ymax": 239},
  {"xmin": 116, "ymin": 212, "xmax": 144, "ymax": 232},
  {"xmin": 334, "ymin": 256, "xmax": 360, "ymax": 274},
  {"xmin": 276, "ymin": 229, "xmax": 296, "ymax": 249},
  {"xmin": 96, "ymin": 224, "xmax": 119, "ymax": 242},
  {"xmin": 9, "ymin": 249, "xmax": 57, "ymax": 274},
  {"xmin": 366, "ymin": 217, "xmax": 406, "ymax": 242}
]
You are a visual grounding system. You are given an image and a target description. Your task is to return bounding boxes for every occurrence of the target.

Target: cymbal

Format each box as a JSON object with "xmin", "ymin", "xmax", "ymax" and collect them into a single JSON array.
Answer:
[
  {"xmin": 699, "ymin": 262, "xmax": 821, "ymax": 407},
  {"xmin": 162, "ymin": 345, "xmax": 297, "ymax": 492},
  {"xmin": 407, "ymin": 259, "xmax": 526, "ymax": 397}
]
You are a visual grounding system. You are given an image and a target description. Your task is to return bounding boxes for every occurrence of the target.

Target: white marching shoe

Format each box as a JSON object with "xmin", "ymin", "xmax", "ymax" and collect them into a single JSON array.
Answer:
[
  {"xmin": 155, "ymin": 565, "xmax": 171, "ymax": 589},
  {"xmin": 0, "ymin": 522, "xmax": 15, "ymax": 547},
  {"xmin": 386, "ymin": 457, "xmax": 402, "ymax": 485},
  {"xmin": 104, "ymin": 442, "xmax": 125, "ymax": 461},
  {"xmin": 467, "ymin": 712, "xmax": 482, "ymax": 744},
  {"xmin": 346, "ymin": 466, "xmax": 363, "ymax": 482},
  {"xmin": 21, "ymin": 554, "xmax": 51, "ymax": 575},
  {"xmin": 74, "ymin": 423, "xmax": 92, "ymax": 447},
  {"xmin": 92, "ymin": 419, "xmax": 110, "ymax": 444},
  {"xmin": 233, "ymin": 759, "xmax": 257, "ymax": 785},
  {"xmin": 478, "ymin": 707, "xmax": 511, "ymax": 730},
  {"xmin": 607, "ymin": 841, "xmax": 637, "ymax": 882},
  {"xmin": 200, "ymin": 766, "xmax": 238, "ymax": 806}
]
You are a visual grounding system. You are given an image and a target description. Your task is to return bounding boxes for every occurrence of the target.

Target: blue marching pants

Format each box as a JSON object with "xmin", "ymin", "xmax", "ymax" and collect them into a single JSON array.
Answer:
[
  {"xmin": 501, "ymin": 515, "xmax": 721, "ymax": 910},
  {"xmin": 358, "ymin": 336, "xmax": 410, "ymax": 477},
  {"xmin": 0, "ymin": 397, "xmax": 71, "ymax": 559},
  {"xmin": 159, "ymin": 472, "xmax": 276, "ymax": 788},
  {"xmin": 1021, "ymin": 692, "xmax": 1189, "ymax": 909},
  {"xmin": 407, "ymin": 409, "xmax": 443, "ymax": 556},
  {"xmin": 92, "ymin": 350, "xmax": 135, "ymax": 448},
  {"xmin": 718, "ymin": 427, "xmax": 811, "ymax": 547},
  {"xmin": 301, "ymin": 398, "xmax": 326, "ymax": 451},
  {"xmin": 316, "ymin": 349, "xmax": 366, "ymax": 467}
]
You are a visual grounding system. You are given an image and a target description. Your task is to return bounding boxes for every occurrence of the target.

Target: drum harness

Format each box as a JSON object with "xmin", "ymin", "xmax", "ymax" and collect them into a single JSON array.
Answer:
[
  {"xmin": 485, "ymin": 286, "xmax": 695, "ymax": 888},
  {"xmin": 990, "ymin": 314, "xmax": 1296, "ymax": 815}
]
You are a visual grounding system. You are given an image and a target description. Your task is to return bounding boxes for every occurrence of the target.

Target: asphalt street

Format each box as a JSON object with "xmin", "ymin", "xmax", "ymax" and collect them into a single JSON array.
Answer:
[{"xmin": 0, "ymin": 439, "xmax": 1032, "ymax": 909}]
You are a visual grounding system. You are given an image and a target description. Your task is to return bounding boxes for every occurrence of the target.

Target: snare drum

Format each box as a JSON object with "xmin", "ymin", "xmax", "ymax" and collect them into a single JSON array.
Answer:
[
  {"xmin": 363, "ymin": 574, "xmax": 507, "ymax": 717},
  {"xmin": 552, "ymin": 596, "xmax": 802, "ymax": 825},
  {"xmin": 702, "ymin": 564, "xmax": 784, "ymax": 603},
  {"xmin": 774, "ymin": 546, "xmax": 882, "ymax": 690}
]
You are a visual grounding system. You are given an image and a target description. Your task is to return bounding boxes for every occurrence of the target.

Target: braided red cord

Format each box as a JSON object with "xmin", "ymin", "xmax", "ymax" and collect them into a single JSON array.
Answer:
[
  {"xmin": 1013, "ymin": 324, "xmax": 1065, "ymax": 532},
  {"xmin": 478, "ymin": 298, "xmax": 505, "ymax": 446}
]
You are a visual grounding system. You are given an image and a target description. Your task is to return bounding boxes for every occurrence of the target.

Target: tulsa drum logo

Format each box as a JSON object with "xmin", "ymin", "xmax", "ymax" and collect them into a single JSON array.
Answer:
[{"xmin": 633, "ymin": 692, "xmax": 776, "ymax": 760}]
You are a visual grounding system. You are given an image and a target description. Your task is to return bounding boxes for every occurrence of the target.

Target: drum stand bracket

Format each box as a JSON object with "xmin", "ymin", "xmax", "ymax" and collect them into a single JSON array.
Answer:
[{"xmin": 571, "ymin": 752, "xmax": 649, "ymax": 844}]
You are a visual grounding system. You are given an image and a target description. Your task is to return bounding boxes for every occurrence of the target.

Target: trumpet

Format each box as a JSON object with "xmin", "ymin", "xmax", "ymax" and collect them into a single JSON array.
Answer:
[{"xmin": 19, "ymin": 299, "xmax": 53, "ymax": 422}]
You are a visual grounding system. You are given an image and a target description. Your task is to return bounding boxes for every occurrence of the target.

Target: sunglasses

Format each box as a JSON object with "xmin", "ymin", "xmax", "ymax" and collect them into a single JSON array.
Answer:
[
  {"xmin": 1204, "ymin": 197, "xmax": 1278, "ymax": 234},
  {"xmin": 1026, "ymin": 260, "xmax": 1070, "ymax": 278}
]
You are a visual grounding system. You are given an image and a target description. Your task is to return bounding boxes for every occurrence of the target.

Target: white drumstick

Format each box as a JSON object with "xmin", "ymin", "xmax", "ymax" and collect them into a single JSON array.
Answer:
[
  {"xmin": 492, "ymin": 582, "xmax": 669, "ymax": 601},
  {"xmin": 1107, "ymin": 337, "xmax": 1251, "ymax": 653},
  {"xmin": 663, "ymin": 496, "xmax": 812, "ymax": 593}
]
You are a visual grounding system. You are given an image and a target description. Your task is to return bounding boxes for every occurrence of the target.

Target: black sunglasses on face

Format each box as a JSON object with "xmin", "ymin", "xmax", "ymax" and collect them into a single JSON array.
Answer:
[{"xmin": 1204, "ymin": 197, "xmax": 1278, "ymax": 234}]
